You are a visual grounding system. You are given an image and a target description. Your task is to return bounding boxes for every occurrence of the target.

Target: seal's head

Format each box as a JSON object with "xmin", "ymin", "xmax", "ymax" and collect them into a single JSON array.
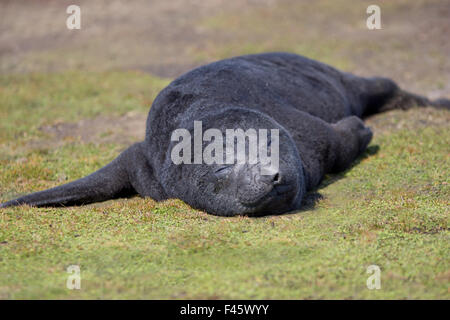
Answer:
[{"xmin": 162, "ymin": 107, "xmax": 306, "ymax": 216}]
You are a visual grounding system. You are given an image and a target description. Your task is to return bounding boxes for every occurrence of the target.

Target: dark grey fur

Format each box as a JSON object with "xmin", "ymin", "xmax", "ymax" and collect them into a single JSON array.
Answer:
[{"xmin": 1, "ymin": 53, "xmax": 448, "ymax": 216}]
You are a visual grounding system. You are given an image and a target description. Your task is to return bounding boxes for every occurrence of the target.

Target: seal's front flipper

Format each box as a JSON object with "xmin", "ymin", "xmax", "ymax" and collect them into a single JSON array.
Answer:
[{"xmin": 0, "ymin": 142, "xmax": 166, "ymax": 208}]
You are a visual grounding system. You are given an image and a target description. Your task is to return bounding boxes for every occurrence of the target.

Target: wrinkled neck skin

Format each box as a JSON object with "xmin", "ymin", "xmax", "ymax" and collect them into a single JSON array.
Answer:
[{"xmin": 158, "ymin": 106, "xmax": 306, "ymax": 216}]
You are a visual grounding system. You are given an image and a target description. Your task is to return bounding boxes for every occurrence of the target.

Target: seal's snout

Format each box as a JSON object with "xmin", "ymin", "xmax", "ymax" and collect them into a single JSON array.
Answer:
[
  {"xmin": 236, "ymin": 162, "xmax": 298, "ymax": 212},
  {"xmin": 258, "ymin": 169, "xmax": 292, "ymax": 195}
]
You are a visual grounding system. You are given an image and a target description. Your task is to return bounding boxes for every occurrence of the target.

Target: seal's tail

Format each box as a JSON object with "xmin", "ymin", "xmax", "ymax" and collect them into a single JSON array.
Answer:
[{"xmin": 0, "ymin": 144, "xmax": 140, "ymax": 208}]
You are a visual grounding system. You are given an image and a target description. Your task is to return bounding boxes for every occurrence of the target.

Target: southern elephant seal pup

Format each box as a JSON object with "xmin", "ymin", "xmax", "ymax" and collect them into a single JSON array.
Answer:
[{"xmin": 1, "ymin": 52, "xmax": 448, "ymax": 216}]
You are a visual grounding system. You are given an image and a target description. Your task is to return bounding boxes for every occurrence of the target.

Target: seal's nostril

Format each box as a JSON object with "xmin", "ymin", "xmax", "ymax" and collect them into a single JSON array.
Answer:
[{"xmin": 273, "ymin": 173, "xmax": 280, "ymax": 184}]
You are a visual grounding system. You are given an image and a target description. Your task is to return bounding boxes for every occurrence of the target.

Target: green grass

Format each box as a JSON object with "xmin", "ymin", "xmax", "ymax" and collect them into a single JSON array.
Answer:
[{"xmin": 0, "ymin": 71, "xmax": 449, "ymax": 299}]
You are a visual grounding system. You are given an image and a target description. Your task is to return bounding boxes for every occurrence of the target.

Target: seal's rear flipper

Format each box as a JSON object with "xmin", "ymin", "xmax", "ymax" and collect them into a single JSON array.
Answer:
[
  {"xmin": 360, "ymin": 77, "xmax": 449, "ymax": 116},
  {"xmin": 0, "ymin": 142, "xmax": 166, "ymax": 208},
  {"xmin": 433, "ymin": 98, "xmax": 450, "ymax": 110},
  {"xmin": 378, "ymin": 89, "xmax": 450, "ymax": 113}
]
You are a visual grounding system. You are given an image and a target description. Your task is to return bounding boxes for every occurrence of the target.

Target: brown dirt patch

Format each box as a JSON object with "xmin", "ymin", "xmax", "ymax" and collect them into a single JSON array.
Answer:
[
  {"xmin": 27, "ymin": 111, "xmax": 146, "ymax": 149},
  {"xmin": 2, "ymin": 0, "xmax": 448, "ymax": 97}
]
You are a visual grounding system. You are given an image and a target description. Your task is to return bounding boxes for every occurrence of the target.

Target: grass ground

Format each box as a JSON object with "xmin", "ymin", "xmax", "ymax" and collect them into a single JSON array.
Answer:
[{"xmin": 0, "ymin": 0, "xmax": 449, "ymax": 299}]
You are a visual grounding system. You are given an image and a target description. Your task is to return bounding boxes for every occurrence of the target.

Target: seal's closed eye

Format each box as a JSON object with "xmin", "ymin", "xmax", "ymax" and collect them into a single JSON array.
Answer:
[{"xmin": 214, "ymin": 165, "xmax": 233, "ymax": 179}]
